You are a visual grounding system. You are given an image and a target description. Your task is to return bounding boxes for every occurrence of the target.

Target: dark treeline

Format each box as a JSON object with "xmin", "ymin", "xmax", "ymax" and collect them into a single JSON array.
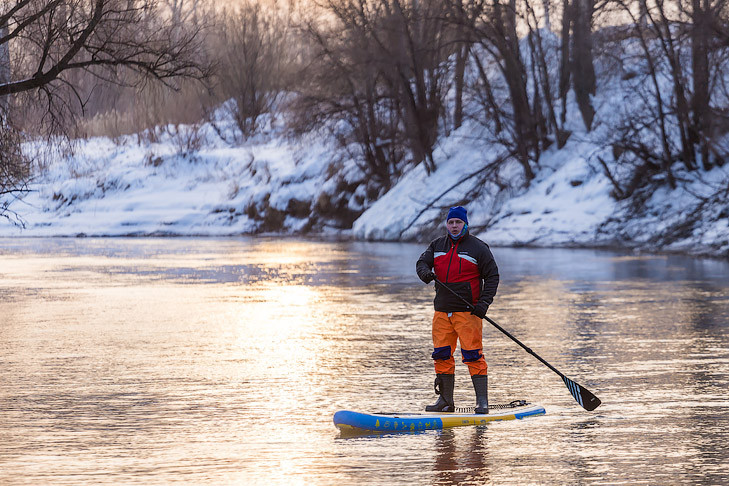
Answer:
[{"xmin": 2, "ymin": 0, "xmax": 729, "ymax": 225}]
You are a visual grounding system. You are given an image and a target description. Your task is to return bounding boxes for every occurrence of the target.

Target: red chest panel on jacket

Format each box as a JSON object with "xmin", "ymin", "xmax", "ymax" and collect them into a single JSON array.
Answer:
[{"xmin": 433, "ymin": 241, "xmax": 481, "ymax": 303}]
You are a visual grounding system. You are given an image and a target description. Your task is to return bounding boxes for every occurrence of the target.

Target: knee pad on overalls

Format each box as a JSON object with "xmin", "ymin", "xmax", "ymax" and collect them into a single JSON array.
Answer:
[
  {"xmin": 432, "ymin": 345, "xmax": 456, "ymax": 374},
  {"xmin": 462, "ymin": 348, "xmax": 487, "ymax": 375},
  {"xmin": 461, "ymin": 348, "xmax": 483, "ymax": 363},
  {"xmin": 431, "ymin": 345, "xmax": 452, "ymax": 361}
]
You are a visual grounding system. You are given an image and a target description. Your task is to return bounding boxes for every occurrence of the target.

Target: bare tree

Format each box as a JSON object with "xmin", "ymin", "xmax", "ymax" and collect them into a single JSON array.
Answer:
[
  {"xmin": 0, "ymin": 0, "xmax": 207, "ymax": 98},
  {"xmin": 0, "ymin": 0, "xmax": 210, "ymax": 137},
  {"xmin": 293, "ymin": 0, "xmax": 408, "ymax": 191},
  {"xmin": 0, "ymin": 15, "xmax": 8, "ymax": 115},
  {"xmin": 558, "ymin": 0, "xmax": 597, "ymax": 130},
  {"xmin": 211, "ymin": 1, "xmax": 293, "ymax": 141},
  {"xmin": 459, "ymin": 0, "xmax": 541, "ymax": 183},
  {"xmin": 450, "ymin": 0, "xmax": 469, "ymax": 130},
  {"xmin": 0, "ymin": 0, "xmax": 209, "ymax": 222},
  {"xmin": 689, "ymin": 0, "xmax": 712, "ymax": 169},
  {"xmin": 524, "ymin": 0, "xmax": 570, "ymax": 147},
  {"xmin": 0, "ymin": 119, "xmax": 28, "ymax": 225},
  {"xmin": 558, "ymin": 0, "xmax": 571, "ymax": 124},
  {"xmin": 382, "ymin": 0, "xmax": 452, "ymax": 174},
  {"xmin": 294, "ymin": 0, "xmax": 455, "ymax": 188}
]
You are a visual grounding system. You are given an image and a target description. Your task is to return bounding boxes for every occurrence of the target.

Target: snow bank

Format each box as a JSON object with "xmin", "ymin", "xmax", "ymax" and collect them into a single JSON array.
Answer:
[
  {"xmin": 2, "ymin": 105, "xmax": 728, "ymax": 258},
  {"xmin": 2, "ymin": 123, "xmax": 336, "ymax": 237},
  {"xmin": 353, "ymin": 130, "xmax": 621, "ymax": 248},
  {"xmin": 485, "ymin": 141, "xmax": 616, "ymax": 247}
]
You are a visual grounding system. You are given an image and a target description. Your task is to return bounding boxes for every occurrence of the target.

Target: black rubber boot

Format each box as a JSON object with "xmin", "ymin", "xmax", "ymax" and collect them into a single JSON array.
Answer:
[
  {"xmin": 425, "ymin": 374, "xmax": 455, "ymax": 412},
  {"xmin": 472, "ymin": 374, "xmax": 489, "ymax": 414}
]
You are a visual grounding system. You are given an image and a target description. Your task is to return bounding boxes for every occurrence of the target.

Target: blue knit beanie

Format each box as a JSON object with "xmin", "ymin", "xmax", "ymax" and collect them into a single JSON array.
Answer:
[{"xmin": 446, "ymin": 206, "xmax": 468, "ymax": 225}]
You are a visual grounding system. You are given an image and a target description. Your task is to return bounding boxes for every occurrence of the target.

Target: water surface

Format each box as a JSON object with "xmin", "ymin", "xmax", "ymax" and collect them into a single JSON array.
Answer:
[{"xmin": 1, "ymin": 238, "xmax": 728, "ymax": 485}]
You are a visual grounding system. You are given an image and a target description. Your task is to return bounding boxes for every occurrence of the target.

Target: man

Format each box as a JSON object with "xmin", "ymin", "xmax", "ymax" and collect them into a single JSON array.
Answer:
[{"xmin": 415, "ymin": 206, "xmax": 499, "ymax": 414}]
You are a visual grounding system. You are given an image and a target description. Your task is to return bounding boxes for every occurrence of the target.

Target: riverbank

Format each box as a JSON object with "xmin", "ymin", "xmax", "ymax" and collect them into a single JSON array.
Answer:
[{"xmin": 2, "ymin": 115, "xmax": 728, "ymax": 258}]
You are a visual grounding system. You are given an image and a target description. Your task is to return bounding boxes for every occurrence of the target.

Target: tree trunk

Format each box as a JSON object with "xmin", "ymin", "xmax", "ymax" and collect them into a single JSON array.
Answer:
[
  {"xmin": 527, "ymin": 2, "xmax": 567, "ymax": 147},
  {"xmin": 558, "ymin": 0, "xmax": 572, "ymax": 125},
  {"xmin": 0, "ymin": 24, "xmax": 10, "ymax": 117},
  {"xmin": 639, "ymin": 0, "xmax": 648, "ymax": 25},
  {"xmin": 494, "ymin": 0, "xmax": 536, "ymax": 182},
  {"xmin": 571, "ymin": 0, "xmax": 596, "ymax": 131},
  {"xmin": 653, "ymin": 0, "xmax": 696, "ymax": 172},
  {"xmin": 634, "ymin": 15, "xmax": 677, "ymax": 188},
  {"xmin": 542, "ymin": 0, "xmax": 552, "ymax": 31},
  {"xmin": 691, "ymin": 0, "xmax": 712, "ymax": 169},
  {"xmin": 453, "ymin": 43, "xmax": 467, "ymax": 129},
  {"xmin": 451, "ymin": 0, "xmax": 468, "ymax": 130}
]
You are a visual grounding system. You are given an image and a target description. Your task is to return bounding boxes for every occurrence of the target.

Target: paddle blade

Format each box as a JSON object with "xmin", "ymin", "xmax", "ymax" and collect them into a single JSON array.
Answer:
[{"xmin": 563, "ymin": 376, "xmax": 601, "ymax": 411}]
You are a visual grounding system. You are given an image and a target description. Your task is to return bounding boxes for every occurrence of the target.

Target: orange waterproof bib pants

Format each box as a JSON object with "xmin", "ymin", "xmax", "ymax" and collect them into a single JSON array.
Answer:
[{"xmin": 431, "ymin": 311, "xmax": 487, "ymax": 376}]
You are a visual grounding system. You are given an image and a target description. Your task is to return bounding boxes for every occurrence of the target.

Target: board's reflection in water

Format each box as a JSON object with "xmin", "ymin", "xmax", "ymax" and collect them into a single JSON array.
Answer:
[{"xmin": 433, "ymin": 428, "xmax": 490, "ymax": 485}]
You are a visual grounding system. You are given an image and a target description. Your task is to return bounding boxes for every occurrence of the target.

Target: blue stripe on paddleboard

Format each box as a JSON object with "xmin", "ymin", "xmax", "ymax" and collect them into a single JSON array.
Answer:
[
  {"xmin": 514, "ymin": 406, "xmax": 546, "ymax": 420},
  {"xmin": 333, "ymin": 410, "xmax": 444, "ymax": 432}
]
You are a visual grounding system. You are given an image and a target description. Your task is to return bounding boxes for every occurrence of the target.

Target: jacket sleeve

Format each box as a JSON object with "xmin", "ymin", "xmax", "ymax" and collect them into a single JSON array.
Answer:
[
  {"xmin": 416, "ymin": 242, "xmax": 435, "ymax": 281},
  {"xmin": 477, "ymin": 245, "xmax": 499, "ymax": 308}
]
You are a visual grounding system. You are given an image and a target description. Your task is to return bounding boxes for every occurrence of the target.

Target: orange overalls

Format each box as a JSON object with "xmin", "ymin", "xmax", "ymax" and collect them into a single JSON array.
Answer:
[{"xmin": 431, "ymin": 311, "xmax": 487, "ymax": 376}]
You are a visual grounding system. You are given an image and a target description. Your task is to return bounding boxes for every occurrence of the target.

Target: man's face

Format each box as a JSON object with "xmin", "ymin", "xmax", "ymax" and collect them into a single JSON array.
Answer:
[{"xmin": 447, "ymin": 218, "xmax": 465, "ymax": 236}]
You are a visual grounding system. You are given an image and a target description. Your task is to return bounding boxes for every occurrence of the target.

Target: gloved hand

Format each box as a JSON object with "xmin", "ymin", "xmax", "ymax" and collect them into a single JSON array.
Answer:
[
  {"xmin": 419, "ymin": 270, "xmax": 435, "ymax": 284},
  {"xmin": 471, "ymin": 302, "xmax": 488, "ymax": 319}
]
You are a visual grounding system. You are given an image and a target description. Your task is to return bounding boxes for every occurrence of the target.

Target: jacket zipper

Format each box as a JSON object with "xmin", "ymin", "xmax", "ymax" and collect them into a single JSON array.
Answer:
[{"xmin": 445, "ymin": 239, "xmax": 458, "ymax": 283}]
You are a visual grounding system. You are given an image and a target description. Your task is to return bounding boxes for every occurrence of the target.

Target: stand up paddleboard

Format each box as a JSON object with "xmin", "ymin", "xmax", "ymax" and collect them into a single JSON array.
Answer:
[{"xmin": 333, "ymin": 400, "xmax": 545, "ymax": 434}]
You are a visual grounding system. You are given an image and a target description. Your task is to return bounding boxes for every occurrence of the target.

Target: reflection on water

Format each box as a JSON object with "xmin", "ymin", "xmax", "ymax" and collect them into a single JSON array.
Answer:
[{"xmin": 1, "ymin": 238, "xmax": 728, "ymax": 485}]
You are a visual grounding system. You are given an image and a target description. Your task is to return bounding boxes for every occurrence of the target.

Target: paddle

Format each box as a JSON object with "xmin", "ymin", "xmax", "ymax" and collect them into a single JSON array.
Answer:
[{"xmin": 432, "ymin": 277, "xmax": 602, "ymax": 411}]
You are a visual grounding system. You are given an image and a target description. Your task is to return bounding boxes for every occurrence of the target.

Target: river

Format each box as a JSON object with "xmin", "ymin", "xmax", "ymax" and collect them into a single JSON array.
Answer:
[{"xmin": 1, "ymin": 237, "xmax": 728, "ymax": 485}]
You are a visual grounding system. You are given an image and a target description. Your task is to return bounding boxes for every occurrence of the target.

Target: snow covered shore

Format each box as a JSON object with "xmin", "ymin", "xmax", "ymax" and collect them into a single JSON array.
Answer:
[{"xmin": 1, "ymin": 116, "xmax": 728, "ymax": 258}]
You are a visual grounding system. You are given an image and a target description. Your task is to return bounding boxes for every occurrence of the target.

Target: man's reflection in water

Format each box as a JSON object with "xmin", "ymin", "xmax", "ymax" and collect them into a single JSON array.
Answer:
[{"xmin": 433, "ymin": 427, "xmax": 490, "ymax": 485}]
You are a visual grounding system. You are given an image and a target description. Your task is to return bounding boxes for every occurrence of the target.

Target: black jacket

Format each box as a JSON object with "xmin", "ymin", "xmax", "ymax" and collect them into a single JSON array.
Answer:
[{"xmin": 416, "ymin": 231, "xmax": 499, "ymax": 313}]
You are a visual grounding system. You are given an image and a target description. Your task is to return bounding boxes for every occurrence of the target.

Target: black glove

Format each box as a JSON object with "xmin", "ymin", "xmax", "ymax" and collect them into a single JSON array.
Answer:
[
  {"xmin": 471, "ymin": 302, "xmax": 488, "ymax": 319},
  {"xmin": 419, "ymin": 270, "xmax": 435, "ymax": 284}
]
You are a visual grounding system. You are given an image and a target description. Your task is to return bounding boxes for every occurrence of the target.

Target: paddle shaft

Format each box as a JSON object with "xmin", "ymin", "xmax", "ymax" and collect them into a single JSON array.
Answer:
[{"xmin": 433, "ymin": 277, "xmax": 569, "ymax": 382}]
